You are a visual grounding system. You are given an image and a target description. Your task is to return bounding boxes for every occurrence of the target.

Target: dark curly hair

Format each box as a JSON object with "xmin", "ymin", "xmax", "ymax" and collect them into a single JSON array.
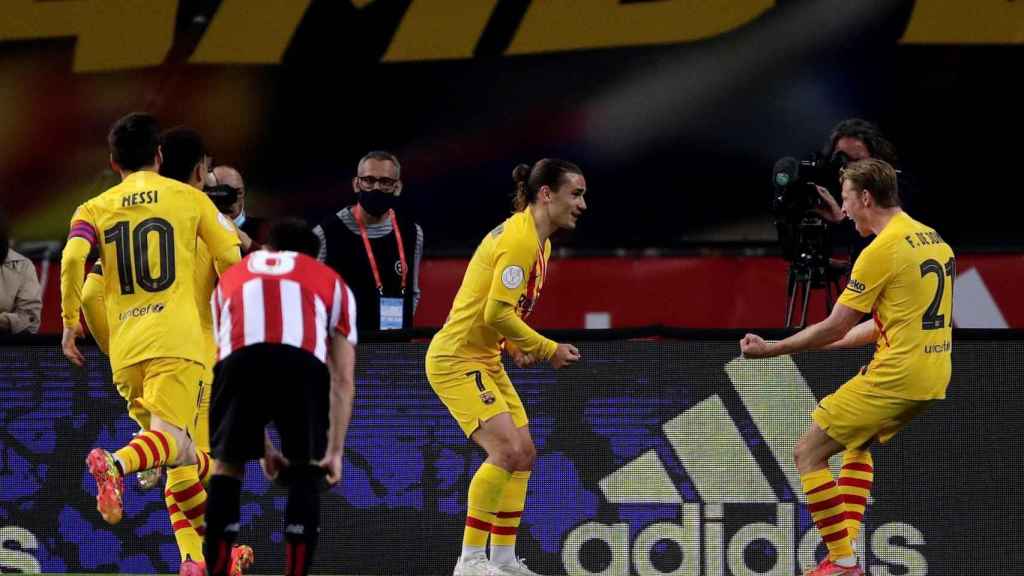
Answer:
[{"xmin": 824, "ymin": 118, "xmax": 898, "ymax": 166}]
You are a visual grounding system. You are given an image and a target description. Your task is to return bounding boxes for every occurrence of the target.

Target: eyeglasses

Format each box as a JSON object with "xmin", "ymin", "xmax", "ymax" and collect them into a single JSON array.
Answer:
[{"xmin": 357, "ymin": 175, "xmax": 399, "ymax": 190}]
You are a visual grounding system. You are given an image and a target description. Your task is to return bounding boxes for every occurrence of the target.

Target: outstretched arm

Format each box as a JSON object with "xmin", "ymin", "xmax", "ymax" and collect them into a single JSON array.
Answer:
[
  {"xmin": 821, "ymin": 318, "xmax": 877, "ymax": 350},
  {"xmin": 741, "ymin": 303, "xmax": 863, "ymax": 359}
]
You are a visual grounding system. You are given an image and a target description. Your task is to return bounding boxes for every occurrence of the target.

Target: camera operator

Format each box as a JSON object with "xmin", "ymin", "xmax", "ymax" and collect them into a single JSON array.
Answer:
[
  {"xmin": 205, "ymin": 165, "xmax": 269, "ymax": 254},
  {"xmin": 770, "ymin": 118, "xmax": 907, "ymax": 326},
  {"xmin": 812, "ymin": 118, "xmax": 905, "ymax": 268}
]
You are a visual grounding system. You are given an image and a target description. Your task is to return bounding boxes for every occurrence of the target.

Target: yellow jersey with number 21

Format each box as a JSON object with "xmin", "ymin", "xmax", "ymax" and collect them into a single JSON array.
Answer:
[{"xmin": 837, "ymin": 211, "xmax": 955, "ymax": 400}]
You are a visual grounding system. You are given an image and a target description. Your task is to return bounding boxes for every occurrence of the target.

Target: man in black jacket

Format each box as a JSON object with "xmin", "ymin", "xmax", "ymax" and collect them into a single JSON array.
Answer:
[
  {"xmin": 313, "ymin": 151, "xmax": 423, "ymax": 332},
  {"xmin": 208, "ymin": 164, "xmax": 270, "ymax": 253}
]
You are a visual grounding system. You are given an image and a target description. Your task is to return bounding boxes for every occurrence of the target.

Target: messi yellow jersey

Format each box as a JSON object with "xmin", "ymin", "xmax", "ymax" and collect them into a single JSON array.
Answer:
[
  {"xmin": 85, "ymin": 239, "xmax": 222, "ymax": 368},
  {"xmin": 837, "ymin": 211, "xmax": 955, "ymax": 400},
  {"xmin": 61, "ymin": 171, "xmax": 240, "ymax": 371},
  {"xmin": 193, "ymin": 238, "xmax": 219, "ymax": 366},
  {"xmin": 428, "ymin": 209, "xmax": 556, "ymax": 365}
]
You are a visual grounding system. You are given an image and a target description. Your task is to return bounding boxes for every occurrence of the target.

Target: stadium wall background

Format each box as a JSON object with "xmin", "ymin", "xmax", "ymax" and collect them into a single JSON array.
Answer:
[{"xmin": 1, "ymin": 331, "xmax": 1020, "ymax": 575}]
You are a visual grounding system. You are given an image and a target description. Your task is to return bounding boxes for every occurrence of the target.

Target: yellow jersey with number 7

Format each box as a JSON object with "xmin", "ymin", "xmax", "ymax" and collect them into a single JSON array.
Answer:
[{"xmin": 837, "ymin": 211, "xmax": 955, "ymax": 400}]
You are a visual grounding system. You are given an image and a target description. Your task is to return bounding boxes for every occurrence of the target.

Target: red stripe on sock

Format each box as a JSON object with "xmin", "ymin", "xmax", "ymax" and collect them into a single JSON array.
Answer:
[
  {"xmin": 465, "ymin": 516, "xmax": 493, "ymax": 532},
  {"xmin": 817, "ymin": 512, "xmax": 848, "ymax": 529},
  {"xmin": 167, "ymin": 503, "xmax": 181, "ymax": 515},
  {"xmin": 295, "ymin": 542, "xmax": 307, "ymax": 576},
  {"xmin": 806, "ymin": 481, "xmax": 836, "ymax": 496},
  {"xmin": 838, "ymin": 477, "xmax": 873, "ymax": 490},
  {"xmin": 491, "ymin": 525, "xmax": 518, "ymax": 536},
  {"xmin": 846, "ymin": 510, "xmax": 864, "ymax": 521},
  {"xmin": 170, "ymin": 481, "xmax": 205, "ymax": 502},
  {"xmin": 138, "ymin": 434, "xmax": 161, "ymax": 466},
  {"xmin": 184, "ymin": 500, "xmax": 207, "ymax": 520},
  {"xmin": 173, "ymin": 519, "xmax": 193, "ymax": 531},
  {"xmin": 808, "ymin": 495, "xmax": 845, "ymax": 513},
  {"xmin": 822, "ymin": 528, "xmax": 850, "ymax": 543},
  {"xmin": 130, "ymin": 442, "xmax": 149, "ymax": 470},
  {"xmin": 198, "ymin": 452, "xmax": 210, "ymax": 479},
  {"xmin": 151, "ymin": 430, "xmax": 171, "ymax": 460},
  {"xmin": 495, "ymin": 510, "xmax": 522, "ymax": 519},
  {"xmin": 844, "ymin": 495, "xmax": 867, "ymax": 507},
  {"xmin": 842, "ymin": 462, "xmax": 873, "ymax": 473}
]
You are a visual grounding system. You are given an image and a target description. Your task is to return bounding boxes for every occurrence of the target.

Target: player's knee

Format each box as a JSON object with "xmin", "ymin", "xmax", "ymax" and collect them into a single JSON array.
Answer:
[
  {"xmin": 517, "ymin": 441, "xmax": 537, "ymax": 471},
  {"xmin": 487, "ymin": 442, "xmax": 524, "ymax": 471},
  {"xmin": 793, "ymin": 439, "xmax": 825, "ymax": 474},
  {"xmin": 793, "ymin": 440, "xmax": 811, "ymax": 473},
  {"xmin": 505, "ymin": 440, "xmax": 535, "ymax": 471}
]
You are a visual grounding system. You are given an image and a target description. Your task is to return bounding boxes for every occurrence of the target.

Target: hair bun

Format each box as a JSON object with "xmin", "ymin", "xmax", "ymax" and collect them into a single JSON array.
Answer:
[{"xmin": 512, "ymin": 163, "xmax": 531, "ymax": 183}]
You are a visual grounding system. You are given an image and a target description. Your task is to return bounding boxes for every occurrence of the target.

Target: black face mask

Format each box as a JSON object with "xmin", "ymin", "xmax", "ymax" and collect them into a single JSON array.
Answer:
[{"xmin": 358, "ymin": 190, "xmax": 397, "ymax": 217}]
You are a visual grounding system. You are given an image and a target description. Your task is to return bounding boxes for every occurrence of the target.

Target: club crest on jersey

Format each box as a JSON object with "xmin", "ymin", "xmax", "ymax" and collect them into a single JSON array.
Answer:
[
  {"xmin": 502, "ymin": 265, "xmax": 525, "ymax": 289},
  {"xmin": 516, "ymin": 294, "xmax": 536, "ymax": 318},
  {"xmin": 394, "ymin": 260, "xmax": 403, "ymax": 275},
  {"xmin": 479, "ymin": 391, "xmax": 496, "ymax": 405}
]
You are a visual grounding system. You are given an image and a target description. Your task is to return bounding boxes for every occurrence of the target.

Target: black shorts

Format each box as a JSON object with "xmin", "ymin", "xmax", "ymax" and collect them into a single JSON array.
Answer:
[{"xmin": 210, "ymin": 343, "xmax": 330, "ymax": 465}]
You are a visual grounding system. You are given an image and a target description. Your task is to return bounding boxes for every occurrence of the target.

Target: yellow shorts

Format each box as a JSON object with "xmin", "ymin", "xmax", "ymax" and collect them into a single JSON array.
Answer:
[
  {"xmin": 426, "ymin": 358, "xmax": 527, "ymax": 437},
  {"xmin": 113, "ymin": 357, "xmax": 205, "ymax": 432},
  {"xmin": 192, "ymin": 364, "xmax": 213, "ymax": 453},
  {"xmin": 812, "ymin": 375, "xmax": 936, "ymax": 450}
]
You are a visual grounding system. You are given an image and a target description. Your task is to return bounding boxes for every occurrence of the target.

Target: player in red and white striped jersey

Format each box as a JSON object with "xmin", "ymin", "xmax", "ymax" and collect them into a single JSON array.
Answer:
[
  {"xmin": 211, "ymin": 240, "xmax": 358, "ymax": 362},
  {"xmin": 203, "ymin": 219, "xmax": 356, "ymax": 576}
]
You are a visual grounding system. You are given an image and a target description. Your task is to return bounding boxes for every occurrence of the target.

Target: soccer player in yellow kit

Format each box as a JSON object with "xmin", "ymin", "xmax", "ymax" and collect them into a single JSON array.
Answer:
[
  {"xmin": 427, "ymin": 159, "xmax": 586, "ymax": 576},
  {"xmin": 60, "ymin": 114, "xmax": 241, "ymax": 571},
  {"xmin": 79, "ymin": 126, "xmax": 254, "ymax": 575},
  {"xmin": 740, "ymin": 159, "xmax": 954, "ymax": 576}
]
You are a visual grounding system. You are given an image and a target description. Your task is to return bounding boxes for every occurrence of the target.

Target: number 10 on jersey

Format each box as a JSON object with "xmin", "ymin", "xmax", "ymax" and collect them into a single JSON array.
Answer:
[{"xmin": 103, "ymin": 218, "xmax": 177, "ymax": 295}]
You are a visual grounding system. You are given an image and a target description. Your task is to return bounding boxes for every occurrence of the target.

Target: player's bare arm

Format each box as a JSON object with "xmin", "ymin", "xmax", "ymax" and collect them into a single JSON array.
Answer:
[
  {"xmin": 259, "ymin": 430, "xmax": 289, "ymax": 481},
  {"xmin": 321, "ymin": 332, "xmax": 355, "ymax": 485},
  {"xmin": 741, "ymin": 303, "xmax": 862, "ymax": 359},
  {"xmin": 821, "ymin": 319, "xmax": 878, "ymax": 350}
]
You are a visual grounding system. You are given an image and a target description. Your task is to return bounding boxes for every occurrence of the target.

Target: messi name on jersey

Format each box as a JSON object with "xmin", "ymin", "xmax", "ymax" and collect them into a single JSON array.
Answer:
[{"xmin": 122, "ymin": 190, "xmax": 159, "ymax": 207}]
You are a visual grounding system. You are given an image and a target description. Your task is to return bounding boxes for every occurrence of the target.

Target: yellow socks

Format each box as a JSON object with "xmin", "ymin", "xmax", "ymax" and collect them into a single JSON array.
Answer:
[
  {"xmin": 490, "ymin": 470, "xmax": 530, "ymax": 566},
  {"xmin": 801, "ymin": 468, "xmax": 854, "ymax": 560},
  {"xmin": 196, "ymin": 450, "xmax": 213, "ymax": 485},
  {"xmin": 114, "ymin": 430, "xmax": 177, "ymax": 474},
  {"xmin": 165, "ymin": 465, "xmax": 208, "ymax": 562},
  {"xmin": 838, "ymin": 450, "xmax": 873, "ymax": 541},
  {"xmin": 462, "ymin": 463, "xmax": 512, "ymax": 555}
]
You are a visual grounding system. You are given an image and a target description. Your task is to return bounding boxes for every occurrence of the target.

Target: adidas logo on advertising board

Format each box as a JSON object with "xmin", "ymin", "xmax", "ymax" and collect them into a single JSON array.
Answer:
[{"xmin": 561, "ymin": 356, "xmax": 928, "ymax": 576}]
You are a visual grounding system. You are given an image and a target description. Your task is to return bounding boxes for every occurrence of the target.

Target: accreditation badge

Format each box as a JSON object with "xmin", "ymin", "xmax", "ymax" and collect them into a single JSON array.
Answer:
[{"xmin": 380, "ymin": 297, "xmax": 404, "ymax": 330}]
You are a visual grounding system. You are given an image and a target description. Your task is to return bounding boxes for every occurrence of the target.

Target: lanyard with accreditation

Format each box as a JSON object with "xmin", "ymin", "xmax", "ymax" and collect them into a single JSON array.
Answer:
[{"xmin": 354, "ymin": 204, "xmax": 408, "ymax": 330}]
